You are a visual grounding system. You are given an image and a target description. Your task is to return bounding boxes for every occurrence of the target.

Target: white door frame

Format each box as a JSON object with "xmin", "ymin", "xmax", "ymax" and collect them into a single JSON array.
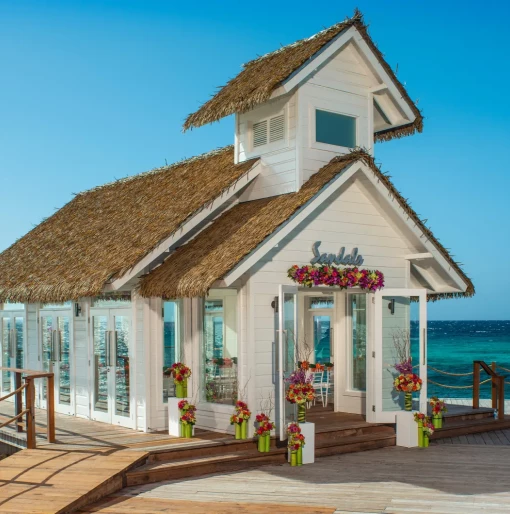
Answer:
[
  {"xmin": 368, "ymin": 288, "xmax": 427, "ymax": 423},
  {"xmin": 0, "ymin": 309, "xmax": 26, "ymax": 397},
  {"xmin": 90, "ymin": 306, "xmax": 134, "ymax": 428},
  {"xmin": 277, "ymin": 284, "xmax": 298, "ymax": 440}
]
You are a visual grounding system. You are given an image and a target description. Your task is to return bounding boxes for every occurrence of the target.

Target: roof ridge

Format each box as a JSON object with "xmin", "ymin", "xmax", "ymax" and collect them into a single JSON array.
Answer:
[
  {"xmin": 77, "ymin": 145, "xmax": 234, "ymax": 196},
  {"xmin": 242, "ymin": 10, "xmax": 362, "ymax": 68}
]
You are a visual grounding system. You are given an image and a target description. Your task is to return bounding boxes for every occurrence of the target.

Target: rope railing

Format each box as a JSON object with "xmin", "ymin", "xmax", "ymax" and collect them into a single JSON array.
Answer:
[
  {"xmin": 0, "ymin": 383, "xmax": 27, "ymax": 403},
  {"xmin": 427, "ymin": 366, "xmax": 473, "ymax": 377},
  {"xmin": 428, "ymin": 378, "xmax": 492, "ymax": 389}
]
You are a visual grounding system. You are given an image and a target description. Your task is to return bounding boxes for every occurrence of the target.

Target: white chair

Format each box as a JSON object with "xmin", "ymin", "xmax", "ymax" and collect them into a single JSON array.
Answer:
[
  {"xmin": 320, "ymin": 370, "xmax": 332, "ymax": 407},
  {"xmin": 311, "ymin": 371, "xmax": 324, "ymax": 407}
]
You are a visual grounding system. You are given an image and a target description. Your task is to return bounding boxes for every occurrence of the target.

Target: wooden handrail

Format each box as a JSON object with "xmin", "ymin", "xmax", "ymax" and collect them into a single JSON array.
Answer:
[
  {"xmin": 473, "ymin": 360, "xmax": 505, "ymax": 420},
  {"xmin": 0, "ymin": 367, "xmax": 55, "ymax": 448}
]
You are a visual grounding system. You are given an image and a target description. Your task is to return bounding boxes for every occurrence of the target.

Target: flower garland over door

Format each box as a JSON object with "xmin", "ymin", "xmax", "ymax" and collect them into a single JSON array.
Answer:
[{"xmin": 288, "ymin": 265, "xmax": 384, "ymax": 291}]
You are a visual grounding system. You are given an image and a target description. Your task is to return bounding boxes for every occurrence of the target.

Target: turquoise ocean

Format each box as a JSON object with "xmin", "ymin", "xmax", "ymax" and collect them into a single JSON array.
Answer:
[{"xmin": 425, "ymin": 321, "xmax": 510, "ymax": 399}]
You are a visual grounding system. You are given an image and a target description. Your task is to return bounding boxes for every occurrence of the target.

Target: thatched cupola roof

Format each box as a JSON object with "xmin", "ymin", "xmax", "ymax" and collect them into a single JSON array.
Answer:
[
  {"xmin": 183, "ymin": 10, "xmax": 423, "ymax": 142},
  {"xmin": 0, "ymin": 146, "xmax": 258, "ymax": 303},
  {"xmin": 139, "ymin": 150, "xmax": 474, "ymax": 301}
]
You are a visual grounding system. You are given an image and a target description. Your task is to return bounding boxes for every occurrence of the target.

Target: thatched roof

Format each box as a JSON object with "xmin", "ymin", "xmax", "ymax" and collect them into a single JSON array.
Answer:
[
  {"xmin": 139, "ymin": 150, "xmax": 473, "ymax": 300},
  {"xmin": 0, "ymin": 146, "xmax": 258, "ymax": 303},
  {"xmin": 183, "ymin": 10, "xmax": 423, "ymax": 142}
]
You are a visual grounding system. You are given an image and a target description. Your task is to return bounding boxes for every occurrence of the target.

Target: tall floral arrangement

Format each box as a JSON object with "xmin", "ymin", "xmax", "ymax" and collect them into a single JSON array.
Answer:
[
  {"xmin": 285, "ymin": 369, "xmax": 315, "ymax": 422},
  {"xmin": 178, "ymin": 400, "xmax": 196, "ymax": 438},
  {"xmin": 430, "ymin": 397, "xmax": 447, "ymax": 428},
  {"xmin": 394, "ymin": 373, "xmax": 422, "ymax": 411},
  {"xmin": 288, "ymin": 265, "xmax": 384, "ymax": 291},
  {"xmin": 169, "ymin": 362, "xmax": 191, "ymax": 398},
  {"xmin": 287, "ymin": 422, "xmax": 305, "ymax": 466},
  {"xmin": 230, "ymin": 401, "xmax": 251, "ymax": 440},
  {"xmin": 256, "ymin": 413, "xmax": 275, "ymax": 453}
]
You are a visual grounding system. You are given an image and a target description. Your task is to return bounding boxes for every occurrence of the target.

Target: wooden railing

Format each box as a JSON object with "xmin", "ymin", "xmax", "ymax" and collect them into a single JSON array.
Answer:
[
  {"xmin": 0, "ymin": 367, "xmax": 55, "ymax": 448},
  {"xmin": 473, "ymin": 361, "xmax": 505, "ymax": 420}
]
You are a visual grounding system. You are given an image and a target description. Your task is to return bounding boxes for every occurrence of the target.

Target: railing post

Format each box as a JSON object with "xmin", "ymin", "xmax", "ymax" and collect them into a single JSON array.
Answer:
[
  {"xmin": 14, "ymin": 372, "xmax": 23, "ymax": 433},
  {"xmin": 25, "ymin": 377, "xmax": 36, "ymax": 449},
  {"xmin": 473, "ymin": 361, "xmax": 480, "ymax": 410},
  {"xmin": 498, "ymin": 377, "xmax": 505, "ymax": 420},
  {"xmin": 492, "ymin": 362, "xmax": 498, "ymax": 410},
  {"xmin": 46, "ymin": 374, "xmax": 56, "ymax": 443}
]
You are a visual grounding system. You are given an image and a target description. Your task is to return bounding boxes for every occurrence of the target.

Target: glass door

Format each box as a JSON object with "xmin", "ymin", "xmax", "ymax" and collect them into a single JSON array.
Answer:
[
  {"xmin": 39, "ymin": 311, "xmax": 73, "ymax": 415},
  {"xmin": 91, "ymin": 308, "xmax": 132, "ymax": 427},
  {"xmin": 277, "ymin": 285, "xmax": 298, "ymax": 440},
  {"xmin": 0, "ymin": 311, "xmax": 25, "ymax": 396},
  {"xmin": 370, "ymin": 289, "xmax": 427, "ymax": 423}
]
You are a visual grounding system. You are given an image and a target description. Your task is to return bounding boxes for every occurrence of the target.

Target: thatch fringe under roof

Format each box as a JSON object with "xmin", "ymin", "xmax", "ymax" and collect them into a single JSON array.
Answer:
[
  {"xmin": 0, "ymin": 146, "xmax": 258, "ymax": 303},
  {"xmin": 183, "ymin": 10, "xmax": 423, "ymax": 142},
  {"xmin": 139, "ymin": 150, "xmax": 473, "ymax": 300}
]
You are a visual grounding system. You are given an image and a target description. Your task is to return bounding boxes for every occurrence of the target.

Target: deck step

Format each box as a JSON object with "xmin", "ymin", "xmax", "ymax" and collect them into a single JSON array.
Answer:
[
  {"xmin": 127, "ymin": 431, "xmax": 396, "ymax": 486},
  {"xmin": 444, "ymin": 410, "xmax": 495, "ymax": 423},
  {"xmin": 432, "ymin": 417, "xmax": 510, "ymax": 440}
]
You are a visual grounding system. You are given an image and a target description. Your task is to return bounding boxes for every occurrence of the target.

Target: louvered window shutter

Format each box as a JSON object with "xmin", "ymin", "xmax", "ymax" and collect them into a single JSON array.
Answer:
[
  {"xmin": 253, "ymin": 120, "xmax": 268, "ymax": 147},
  {"xmin": 269, "ymin": 114, "xmax": 285, "ymax": 143}
]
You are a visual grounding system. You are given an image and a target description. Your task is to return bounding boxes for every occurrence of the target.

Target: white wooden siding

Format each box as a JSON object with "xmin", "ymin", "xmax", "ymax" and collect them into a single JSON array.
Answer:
[
  {"xmin": 238, "ymin": 94, "xmax": 297, "ymax": 201},
  {"xmin": 25, "ymin": 304, "xmax": 38, "ymax": 370},
  {"xmin": 74, "ymin": 304, "xmax": 89, "ymax": 419}
]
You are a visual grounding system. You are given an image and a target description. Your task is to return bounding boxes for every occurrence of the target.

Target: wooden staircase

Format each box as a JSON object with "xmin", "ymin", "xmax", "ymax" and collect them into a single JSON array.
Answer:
[
  {"xmin": 126, "ymin": 423, "xmax": 396, "ymax": 486},
  {"xmin": 432, "ymin": 408, "xmax": 510, "ymax": 440}
]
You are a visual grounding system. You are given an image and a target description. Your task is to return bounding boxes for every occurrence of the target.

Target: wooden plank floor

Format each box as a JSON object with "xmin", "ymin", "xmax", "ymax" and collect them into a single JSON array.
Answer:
[
  {"xmin": 433, "ymin": 427, "xmax": 510, "ymax": 445},
  {"xmin": 0, "ymin": 448, "xmax": 148, "ymax": 513},
  {"xmin": 81, "ymin": 445, "xmax": 510, "ymax": 513}
]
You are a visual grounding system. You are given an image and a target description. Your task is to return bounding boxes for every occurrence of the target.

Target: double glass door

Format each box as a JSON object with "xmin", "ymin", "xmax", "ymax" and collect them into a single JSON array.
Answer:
[
  {"xmin": 0, "ymin": 311, "xmax": 24, "ymax": 395},
  {"xmin": 40, "ymin": 311, "xmax": 73, "ymax": 414},
  {"xmin": 276, "ymin": 285, "xmax": 298, "ymax": 440},
  {"xmin": 91, "ymin": 309, "xmax": 132, "ymax": 427}
]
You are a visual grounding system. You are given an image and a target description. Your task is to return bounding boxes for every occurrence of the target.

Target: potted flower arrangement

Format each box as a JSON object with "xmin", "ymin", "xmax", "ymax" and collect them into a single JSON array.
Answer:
[
  {"xmin": 230, "ymin": 400, "xmax": 251, "ymax": 440},
  {"xmin": 285, "ymin": 369, "xmax": 315, "ymax": 422},
  {"xmin": 287, "ymin": 422, "xmax": 305, "ymax": 466},
  {"xmin": 414, "ymin": 412, "xmax": 434, "ymax": 447},
  {"xmin": 255, "ymin": 413, "xmax": 274, "ymax": 453},
  {"xmin": 178, "ymin": 400, "xmax": 196, "ymax": 438},
  {"xmin": 169, "ymin": 362, "xmax": 191, "ymax": 398},
  {"xmin": 393, "ymin": 373, "xmax": 422, "ymax": 411},
  {"xmin": 430, "ymin": 397, "xmax": 447, "ymax": 428}
]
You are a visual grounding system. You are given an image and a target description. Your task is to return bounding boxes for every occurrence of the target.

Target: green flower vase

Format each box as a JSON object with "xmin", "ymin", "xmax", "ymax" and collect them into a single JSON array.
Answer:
[
  {"xmin": 297, "ymin": 447, "xmax": 303, "ymax": 466},
  {"xmin": 241, "ymin": 420, "xmax": 247, "ymax": 439},
  {"xmin": 432, "ymin": 414, "xmax": 443, "ymax": 429},
  {"xmin": 417, "ymin": 421, "xmax": 424, "ymax": 447},
  {"xmin": 175, "ymin": 379, "xmax": 187, "ymax": 399},
  {"xmin": 234, "ymin": 423, "xmax": 241, "ymax": 440},
  {"xmin": 298, "ymin": 403, "xmax": 306, "ymax": 423},
  {"xmin": 258, "ymin": 436, "xmax": 265, "ymax": 453},
  {"xmin": 290, "ymin": 451, "xmax": 298, "ymax": 466},
  {"xmin": 423, "ymin": 433, "xmax": 430, "ymax": 448},
  {"xmin": 265, "ymin": 433, "xmax": 270, "ymax": 452},
  {"xmin": 404, "ymin": 393, "xmax": 412, "ymax": 411}
]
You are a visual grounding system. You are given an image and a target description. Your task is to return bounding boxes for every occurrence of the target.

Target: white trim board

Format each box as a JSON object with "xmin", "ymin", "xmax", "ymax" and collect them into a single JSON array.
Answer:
[
  {"xmin": 273, "ymin": 26, "xmax": 415, "ymax": 129},
  {"xmin": 223, "ymin": 160, "xmax": 468, "ymax": 295},
  {"xmin": 105, "ymin": 160, "xmax": 262, "ymax": 291}
]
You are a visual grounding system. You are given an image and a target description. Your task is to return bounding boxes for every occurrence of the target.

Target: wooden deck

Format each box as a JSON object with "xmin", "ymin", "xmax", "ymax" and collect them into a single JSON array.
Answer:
[{"xmin": 81, "ymin": 445, "xmax": 510, "ymax": 513}]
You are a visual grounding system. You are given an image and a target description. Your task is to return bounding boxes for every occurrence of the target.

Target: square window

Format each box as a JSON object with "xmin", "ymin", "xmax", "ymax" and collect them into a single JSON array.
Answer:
[{"xmin": 315, "ymin": 109, "xmax": 356, "ymax": 148}]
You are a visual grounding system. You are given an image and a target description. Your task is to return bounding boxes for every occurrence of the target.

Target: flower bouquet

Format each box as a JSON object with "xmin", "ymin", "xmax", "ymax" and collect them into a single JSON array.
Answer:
[
  {"xmin": 422, "ymin": 420, "xmax": 434, "ymax": 447},
  {"xmin": 178, "ymin": 400, "xmax": 196, "ymax": 438},
  {"xmin": 230, "ymin": 400, "xmax": 251, "ymax": 440},
  {"xmin": 285, "ymin": 369, "xmax": 315, "ymax": 422},
  {"xmin": 414, "ymin": 412, "xmax": 434, "ymax": 447},
  {"xmin": 255, "ymin": 414, "xmax": 274, "ymax": 453},
  {"xmin": 393, "ymin": 373, "xmax": 422, "ymax": 411},
  {"xmin": 169, "ymin": 362, "xmax": 191, "ymax": 398},
  {"xmin": 430, "ymin": 397, "xmax": 447, "ymax": 429},
  {"xmin": 287, "ymin": 422, "xmax": 305, "ymax": 466}
]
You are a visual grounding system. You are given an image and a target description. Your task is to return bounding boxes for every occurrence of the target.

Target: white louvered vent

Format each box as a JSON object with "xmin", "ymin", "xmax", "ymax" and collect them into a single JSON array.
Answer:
[
  {"xmin": 269, "ymin": 114, "xmax": 285, "ymax": 143},
  {"xmin": 253, "ymin": 120, "xmax": 268, "ymax": 147}
]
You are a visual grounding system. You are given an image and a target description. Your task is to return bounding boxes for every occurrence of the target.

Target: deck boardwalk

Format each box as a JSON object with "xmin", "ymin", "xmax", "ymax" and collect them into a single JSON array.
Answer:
[{"xmin": 80, "ymin": 445, "xmax": 510, "ymax": 513}]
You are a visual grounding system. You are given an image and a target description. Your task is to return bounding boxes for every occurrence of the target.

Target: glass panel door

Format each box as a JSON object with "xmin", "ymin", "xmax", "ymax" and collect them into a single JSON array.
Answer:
[
  {"xmin": 277, "ymin": 285, "xmax": 298, "ymax": 440},
  {"xmin": 371, "ymin": 289, "xmax": 427, "ymax": 423},
  {"xmin": 91, "ymin": 309, "xmax": 132, "ymax": 426},
  {"xmin": 113, "ymin": 314, "xmax": 130, "ymax": 419},
  {"xmin": 313, "ymin": 315, "xmax": 331, "ymax": 363},
  {"xmin": 92, "ymin": 313, "xmax": 110, "ymax": 423},
  {"xmin": 40, "ymin": 315, "xmax": 53, "ymax": 405},
  {"xmin": 1, "ymin": 317, "xmax": 12, "ymax": 393},
  {"xmin": 56, "ymin": 316, "xmax": 71, "ymax": 411}
]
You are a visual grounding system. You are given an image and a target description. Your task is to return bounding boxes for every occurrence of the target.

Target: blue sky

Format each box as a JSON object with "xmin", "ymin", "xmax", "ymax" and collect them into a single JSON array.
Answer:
[{"xmin": 0, "ymin": 0, "xmax": 509, "ymax": 320}]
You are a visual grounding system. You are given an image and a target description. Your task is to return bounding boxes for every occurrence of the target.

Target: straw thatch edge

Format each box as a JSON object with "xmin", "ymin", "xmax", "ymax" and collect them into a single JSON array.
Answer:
[
  {"xmin": 139, "ymin": 149, "xmax": 473, "ymax": 301},
  {"xmin": 183, "ymin": 10, "xmax": 423, "ymax": 142}
]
